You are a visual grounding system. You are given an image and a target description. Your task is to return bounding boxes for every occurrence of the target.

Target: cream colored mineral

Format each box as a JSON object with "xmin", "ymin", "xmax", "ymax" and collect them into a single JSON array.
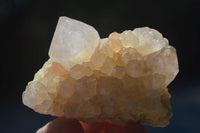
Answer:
[{"xmin": 22, "ymin": 16, "xmax": 179, "ymax": 127}]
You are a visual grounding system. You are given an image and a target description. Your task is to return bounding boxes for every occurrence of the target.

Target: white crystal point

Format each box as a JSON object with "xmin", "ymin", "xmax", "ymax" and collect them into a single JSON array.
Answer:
[{"xmin": 49, "ymin": 16, "xmax": 100, "ymax": 70}]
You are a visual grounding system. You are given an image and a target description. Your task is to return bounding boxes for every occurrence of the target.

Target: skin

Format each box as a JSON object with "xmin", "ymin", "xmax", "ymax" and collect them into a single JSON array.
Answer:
[{"xmin": 36, "ymin": 117, "xmax": 147, "ymax": 133}]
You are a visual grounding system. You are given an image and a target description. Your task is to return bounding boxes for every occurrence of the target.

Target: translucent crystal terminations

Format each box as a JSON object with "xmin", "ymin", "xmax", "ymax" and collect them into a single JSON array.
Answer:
[
  {"xmin": 49, "ymin": 17, "xmax": 100, "ymax": 70},
  {"xmin": 22, "ymin": 17, "xmax": 179, "ymax": 127}
]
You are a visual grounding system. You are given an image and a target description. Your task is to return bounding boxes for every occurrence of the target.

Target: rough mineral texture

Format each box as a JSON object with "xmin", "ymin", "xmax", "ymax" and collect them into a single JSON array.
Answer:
[{"xmin": 22, "ymin": 17, "xmax": 179, "ymax": 127}]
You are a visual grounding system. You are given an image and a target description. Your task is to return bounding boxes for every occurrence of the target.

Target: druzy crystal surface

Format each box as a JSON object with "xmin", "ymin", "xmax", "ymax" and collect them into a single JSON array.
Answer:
[{"xmin": 22, "ymin": 17, "xmax": 179, "ymax": 127}]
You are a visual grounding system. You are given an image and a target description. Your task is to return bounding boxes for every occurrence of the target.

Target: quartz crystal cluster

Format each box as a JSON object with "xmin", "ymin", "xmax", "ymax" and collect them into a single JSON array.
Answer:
[{"xmin": 22, "ymin": 17, "xmax": 179, "ymax": 127}]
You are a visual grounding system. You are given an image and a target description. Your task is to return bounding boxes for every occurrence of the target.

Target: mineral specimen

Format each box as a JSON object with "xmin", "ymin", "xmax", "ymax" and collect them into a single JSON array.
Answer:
[{"xmin": 22, "ymin": 16, "xmax": 179, "ymax": 127}]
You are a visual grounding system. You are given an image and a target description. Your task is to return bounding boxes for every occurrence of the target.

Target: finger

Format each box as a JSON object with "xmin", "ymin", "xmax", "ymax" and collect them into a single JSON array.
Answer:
[
  {"xmin": 81, "ymin": 122, "xmax": 147, "ymax": 133},
  {"xmin": 80, "ymin": 121, "xmax": 104, "ymax": 133},
  {"xmin": 36, "ymin": 117, "xmax": 84, "ymax": 133},
  {"xmin": 123, "ymin": 122, "xmax": 148, "ymax": 133},
  {"xmin": 102, "ymin": 122, "xmax": 148, "ymax": 133}
]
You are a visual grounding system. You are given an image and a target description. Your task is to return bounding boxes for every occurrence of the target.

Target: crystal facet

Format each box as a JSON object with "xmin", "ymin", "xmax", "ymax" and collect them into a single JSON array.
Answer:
[
  {"xmin": 49, "ymin": 17, "xmax": 100, "ymax": 70},
  {"xmin": 22, "ymin": 17, "xmax": 179, "ymax": 127}
]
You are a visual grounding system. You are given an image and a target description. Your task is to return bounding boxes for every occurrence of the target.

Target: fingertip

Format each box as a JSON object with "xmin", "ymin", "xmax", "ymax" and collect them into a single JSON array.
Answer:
[
  {"xmin": 102, "ymin": 123, "xmax": 125, "ymax": 133},
  {"xmin": 81, "ymin": 121, "xmax": 147, "ymax": 133},
  {"xmin": 36, "ymin": 117, "xmax": 84, "ymax": 133},
  {"xmin": 80, "ymin": 121, "xmax": 104, "ymax": 133},
  {"xmin": 125, "ymin": 122, "xmax": 148, "ymax": 133},
  {"xmin": 98, "ymin": 122, "xmax": 147, "ymax": 133},
  {"xmin": 36, "ymin": 122, "xmax": 49, "ymax": 133}
]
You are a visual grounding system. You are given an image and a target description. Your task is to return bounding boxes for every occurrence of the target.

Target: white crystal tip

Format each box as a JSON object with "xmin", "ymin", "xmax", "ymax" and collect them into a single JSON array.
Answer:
[{"xmin": 48, "ymin": 16, "xmax": 100, "ymax": 70}]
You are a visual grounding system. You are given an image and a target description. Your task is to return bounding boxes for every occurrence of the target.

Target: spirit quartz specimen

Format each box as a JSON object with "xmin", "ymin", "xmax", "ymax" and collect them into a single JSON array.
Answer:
[{"xmin": 22, "ymin": 17, "xmax": 179, "ymax": 127}]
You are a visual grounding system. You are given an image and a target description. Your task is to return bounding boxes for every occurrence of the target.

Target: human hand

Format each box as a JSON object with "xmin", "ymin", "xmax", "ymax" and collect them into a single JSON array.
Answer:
[{"xmin": 36, "ymin": 117, "xmax": 147, "ymax": 133}]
